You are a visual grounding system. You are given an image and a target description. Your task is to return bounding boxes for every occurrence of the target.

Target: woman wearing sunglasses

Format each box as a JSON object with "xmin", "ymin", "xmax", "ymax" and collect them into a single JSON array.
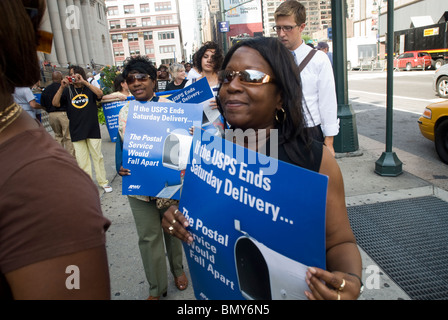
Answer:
[
  {"xmin": 162, "ymin": 37, "xmax": 362, "ymax": 300},
  {"xmin": 115, "ymin": 55, "xmax": 188, "ymax": 300}
]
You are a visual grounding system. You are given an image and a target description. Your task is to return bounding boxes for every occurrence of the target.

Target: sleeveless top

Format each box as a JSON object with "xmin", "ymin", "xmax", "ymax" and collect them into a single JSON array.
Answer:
[{"xmin": 267, "ymin": 135, "xmax": 323, "ymax": 173}]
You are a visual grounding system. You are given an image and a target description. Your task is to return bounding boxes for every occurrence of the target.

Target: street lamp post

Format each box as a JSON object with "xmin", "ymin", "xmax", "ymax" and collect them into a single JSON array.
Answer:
[
  {"xmin": 332, "ymin": 0, "xmax": 359, "ymax": 153},
  {"xmin": 374, "ymin": 0, "xmax": 403, "ymax": 176},
  {"xmin": 219, "ymin": 0, "xmax": 254, "ymax": 54}
]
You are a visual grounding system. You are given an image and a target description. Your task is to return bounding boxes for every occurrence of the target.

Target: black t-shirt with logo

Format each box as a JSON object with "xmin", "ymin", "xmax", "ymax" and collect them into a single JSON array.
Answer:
[
  {"xmin": 61, "ymin": 85, "xmax": 101, "ymax": 142},
  {"xmin": 157, "ymin": 80, "xmax": 169, "ymax": 92}
]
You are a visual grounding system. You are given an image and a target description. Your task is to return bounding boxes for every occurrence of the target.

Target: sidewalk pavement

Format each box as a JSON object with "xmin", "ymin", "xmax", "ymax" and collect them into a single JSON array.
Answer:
[{"xmin": 96, "ymin": 125, "xmax": 448, "ymax": 301}]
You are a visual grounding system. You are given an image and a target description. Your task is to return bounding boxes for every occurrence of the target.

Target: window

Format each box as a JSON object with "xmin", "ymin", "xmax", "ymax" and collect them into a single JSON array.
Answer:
[
  {"xmin": 129, "ymin": 47, "xmax": 141, "ymax": 56},
  {"xmin": 145, "ymin": 46, "xmax": 155, "ymax": 55},
  {"xmin": 97, "ymin": 3, "xmax": 104, "ymax": 20},
  {"xmin": 109, "ymin": 20, "xmax": 120, "ymax": 29},
  {"xmin": 155, "ymin": 2, "xmax": 172, "ymax": 11},
  {"xmin": 124, "ymin": 5, "xmax": 135, "ymax": 15},
  {"xmin": 161, "ymin": 58, "xmax": 175, "ymax": 65},
  {"xmin": 143, "ymin": 31, "xmax": 153, "ymax": 40},
  {"xmin": 111, "ymin": 34, "xmax": 123, "ymax": 43},
  {"xmin": 158, "ymin": 31, "xmax": 175, "ymax": 40},
  {"xmin": 156, "ymin": 15, "xmax": 173, "ymax": 25},
  {"xmin": 140, "ymin": 3, "xmax": 150, "ymax": 13},
  {"xmin": 127, "ymin": 32, "xmax": 139, "ymax": 42},
  {"xmin": 107, "ymin": 6, "xmax": 118, "ymax": 16},
  {"xmin": 126, "ymin": 19, "xmax": 137, "ymax": 28},
  {"xmin": 114, "ymin": 50, "xmax": 124, "ymax": 57},
  {"xmin": 142, "ymin": 18, "xmax": 151, "ymax": 27},
  {"xmin": 159, "ymin": 45, "xmax": 176, "ymax": 54}
]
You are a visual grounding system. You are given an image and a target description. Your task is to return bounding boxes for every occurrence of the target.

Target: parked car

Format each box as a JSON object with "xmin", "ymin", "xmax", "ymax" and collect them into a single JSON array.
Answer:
[
  {"xmin": 393, "ymin": 51, "xmax": 432, "ymax": 71},
  {"xmin": 418, "ymin": 101, "xmax": 448, "ymax": 164},
  {"xmin": 433, "ymin": 63, "xmax": 448, "ymax": 98}
]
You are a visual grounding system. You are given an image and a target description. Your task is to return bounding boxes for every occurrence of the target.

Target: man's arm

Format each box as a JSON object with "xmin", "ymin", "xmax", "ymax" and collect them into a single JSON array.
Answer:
[
  {"xmin": 52, "ymin": 78, "xmax": 69, "ymax": 107},
  {"xmin": 29, "ymin": 100, "xmax": 42, "ymax": 110},
  {"xmin": 75, "ymin": 75, "xmax": 103, "ymax": 100},
  {"xmin": 317, "ymin": 54, "xmax": 338, "ymax": 156},
  {"xmin": 24, "ymin": 88, "xmax": 42, "ymax": 110},
  {"xmin": 6, "ymin": 246, "xmax": 110, "ymax": 299}
]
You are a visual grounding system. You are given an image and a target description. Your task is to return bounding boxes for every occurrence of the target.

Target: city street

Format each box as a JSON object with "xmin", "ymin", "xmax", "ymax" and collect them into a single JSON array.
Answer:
[
  {"xmin": 96, "ymin": 68, "xmax": 448, "ymax": 302},
  {"xmin": 347, "ymin": 70, "xmax": 446, "ymax": 165}
]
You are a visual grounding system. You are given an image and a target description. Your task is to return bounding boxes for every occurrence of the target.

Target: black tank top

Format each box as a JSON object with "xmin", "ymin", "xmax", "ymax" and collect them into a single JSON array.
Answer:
[{"xmin": 267, "ymin": 136, "xmax": 323, "ymax": 173}]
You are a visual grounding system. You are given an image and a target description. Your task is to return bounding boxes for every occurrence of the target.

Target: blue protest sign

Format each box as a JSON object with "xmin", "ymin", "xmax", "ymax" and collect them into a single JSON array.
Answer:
[
  {"xmin": 155, "ymin": 89, "xmax": 181, "ymax": 98},
  {"xmin": 179, "ymin": 130, "xmax": 327, "ymax": 300},
  {"xmin": 168, "ymin": 77, "xmax": 213, "ymax": 104},
  {"xmin": 101, "ymin": 96, "xmax": 135, "ymax": 142},
  {"xmin": 33, "ymin": 93, "xmax": 41, "ymax": 104},
  {"xmin": 122, "ymin": 101, "xmax": 203, "ymax": 199},
  {"xmin": 168, "ymin": 77, "xmax": 224, "ymax": 134}
]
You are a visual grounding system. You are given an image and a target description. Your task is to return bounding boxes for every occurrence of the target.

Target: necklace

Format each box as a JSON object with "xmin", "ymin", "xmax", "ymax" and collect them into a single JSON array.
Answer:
[
  {"xmin": 203, "ymin": 73, "xmax": 218, "ymax": 87},
  {"xmin": 0, "ymin": 102, "xmax": 23, "ymax": 134},
  {"xmin": 74, "ymin": 86, "xmax": 84, "ymax": 95}
]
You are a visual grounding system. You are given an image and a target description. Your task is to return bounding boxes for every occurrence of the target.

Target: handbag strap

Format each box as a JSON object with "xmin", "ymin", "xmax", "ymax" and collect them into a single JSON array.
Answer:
[{"xmin": 298, "ymin": 49, "xmax": 317, "ymax": 73}]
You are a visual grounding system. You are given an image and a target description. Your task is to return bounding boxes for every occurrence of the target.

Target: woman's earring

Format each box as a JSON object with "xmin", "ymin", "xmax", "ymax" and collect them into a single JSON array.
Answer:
[{"xmin": 275, "ymin": 107, "xmax": 286, "ymax": 123}]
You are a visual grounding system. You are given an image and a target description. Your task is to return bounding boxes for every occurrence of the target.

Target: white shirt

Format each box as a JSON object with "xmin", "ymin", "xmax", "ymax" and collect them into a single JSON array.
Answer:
[
  {"xmin": 186, "ymin": 67, "xmax": 201, "ymax": 83},
  {"xmin": 13, "ymin": 87, "xmax": 37, "ymax": 119},
  {"xmin": 292, "ymin": 41, "xmax": 339, "ymax": 137},
  {"xmin": 88, "ymin": 76, "xmax": 101, "ymax": 89}
]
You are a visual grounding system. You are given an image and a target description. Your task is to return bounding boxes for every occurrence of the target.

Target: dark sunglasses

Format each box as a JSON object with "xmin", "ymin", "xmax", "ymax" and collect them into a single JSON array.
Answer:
[
  {"xmin": 126, "ymin": 73, "xmax": 151, "ymax": 84},
  {"xmin": 218, "ymin": 70, "xmax": 275, "ymax": 85}
]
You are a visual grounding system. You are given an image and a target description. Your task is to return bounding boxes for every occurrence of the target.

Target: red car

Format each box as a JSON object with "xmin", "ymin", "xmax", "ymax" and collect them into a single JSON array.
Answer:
[{"xmin": 393, "ymin": 51, "xmax": 432, "ymax": 71}]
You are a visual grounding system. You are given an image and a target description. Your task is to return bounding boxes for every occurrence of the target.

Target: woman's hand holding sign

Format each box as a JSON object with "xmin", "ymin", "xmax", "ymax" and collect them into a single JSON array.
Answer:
[
  {"xmin": 305, "ymin": 268, "xmax": 363, "ymax": 300},
  {"xmin": 162, "ymin": 206, "xmax": 193, "ymax": 244}
]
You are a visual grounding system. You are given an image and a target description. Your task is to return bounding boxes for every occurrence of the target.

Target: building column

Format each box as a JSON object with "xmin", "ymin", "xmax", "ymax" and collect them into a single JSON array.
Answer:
[
  {"xmin": 98, "ymin": 2, "xmax": 114, "ymax": 66},
  {"xmin": 46, "ymin": 0, "xmax": 68, "ymax": 66},
  {"xmin": 89, "ymin": 0, "xmax": 101, "ymax": 65},
  {"xmin": 74, "ymin": 0, "xmax": 91, "ymax": 66},
  {"xmin": 66, "ymin": 0, "xmax": 85, "ymax": 66},
  {"xmin": 40, "ymin": 5, "xmax": 58, "ymax": 64},
  {"xmin": 57, "ymin": 0, "xmax": 77, "ymax": 66},
  {"xmin": 80, "ymin": 0, "xmax": 95, "ymax": 65},
  {"xmin": 122, "ymin": 33, "xmax": 130, "ymax": 61}
]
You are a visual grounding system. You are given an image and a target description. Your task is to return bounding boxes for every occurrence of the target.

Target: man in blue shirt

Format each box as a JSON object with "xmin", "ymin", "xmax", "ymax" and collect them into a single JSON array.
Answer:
[{"xmin": 317, "ymin": 41, "xmax": 333, "ymax": 67}]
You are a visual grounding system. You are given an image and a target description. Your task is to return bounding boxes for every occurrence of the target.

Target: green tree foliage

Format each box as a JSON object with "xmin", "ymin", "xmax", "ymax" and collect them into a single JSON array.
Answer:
[{"xmin": 97, "ymin": 65, "xmax": 120, "ymax": 125}]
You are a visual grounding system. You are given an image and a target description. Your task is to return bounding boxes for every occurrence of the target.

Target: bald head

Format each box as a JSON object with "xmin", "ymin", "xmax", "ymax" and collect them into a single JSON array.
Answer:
[{"xmin": 52, "ymin": 71, "xmax": 63, "ymax": 83}]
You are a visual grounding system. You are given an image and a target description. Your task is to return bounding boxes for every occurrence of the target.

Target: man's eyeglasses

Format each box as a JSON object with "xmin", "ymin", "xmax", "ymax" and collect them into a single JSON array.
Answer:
[
  {"xmin": 126, "ymin": 73, "xmax": 151, "ymax": 84},
  {"xmin": 218, "ymin": 70, "xmax": 275, "ymax": 86},
  {"xmin": 273, "ymin": 25, "xmax": 299, "ymax": 32}
]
